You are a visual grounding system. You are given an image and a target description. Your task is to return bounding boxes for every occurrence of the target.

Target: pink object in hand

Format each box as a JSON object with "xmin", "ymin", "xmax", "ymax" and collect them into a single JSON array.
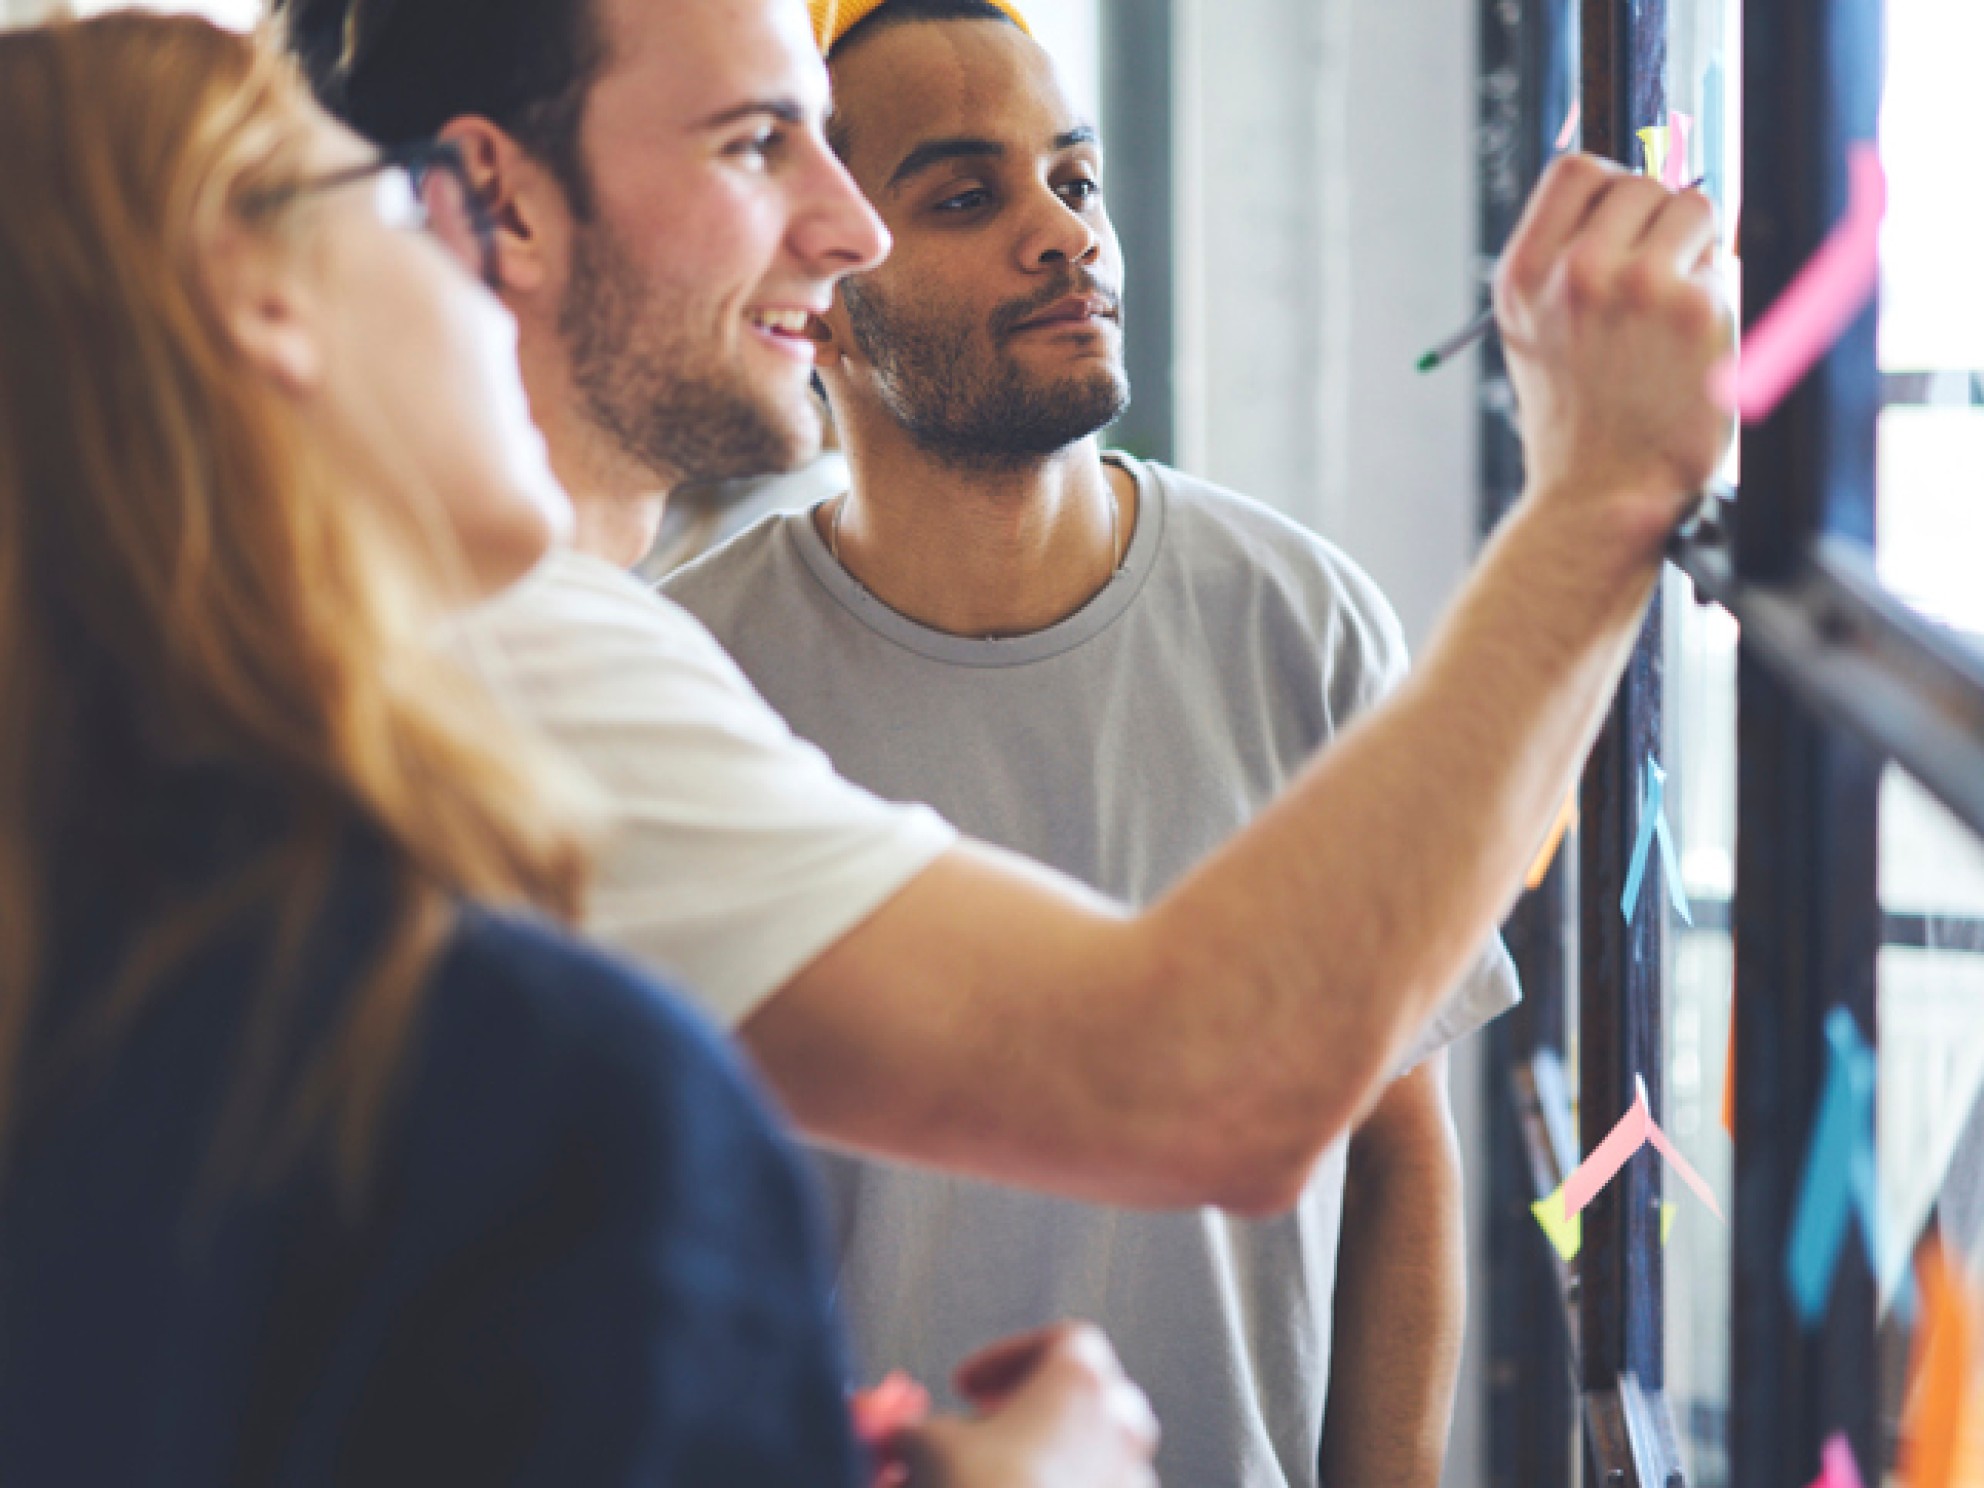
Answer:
[
  {"xmin": 1710, "ymin": 143, "xmax": 1887, "ymax": 423},
  {"xmin": 852, "ymin": 1372, "xmax": 933, "ymax": 1488}
]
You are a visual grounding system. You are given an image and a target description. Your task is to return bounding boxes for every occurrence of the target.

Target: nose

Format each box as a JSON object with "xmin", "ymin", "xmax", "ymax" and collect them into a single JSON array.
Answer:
[
  {"xmin": 1020, "ymin": 186, "xmax": 1101, "ymax": 273},
  {"xmin": 792, "ymin": 133, "xmax": 891, "ymax": 279}
]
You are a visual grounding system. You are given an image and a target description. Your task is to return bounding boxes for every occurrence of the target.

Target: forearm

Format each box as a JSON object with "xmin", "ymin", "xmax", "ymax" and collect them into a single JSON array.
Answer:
[
  {"xmin": 753, "ymin": 494, "xmax": 1667, "ymax": 1216},
  {"xmin": 1130, "ymin": 489, "xmax": 1666, "ymax": 1198},
  {"xmin": 1321, "ymin": 1060, "xmax": 1467, "ymax": 1488}
]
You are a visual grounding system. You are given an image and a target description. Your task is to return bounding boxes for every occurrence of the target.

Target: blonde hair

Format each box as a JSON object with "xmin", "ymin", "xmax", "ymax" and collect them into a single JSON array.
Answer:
[{"xmin": 0, "ymin": 13, "xmax": 594, "ymax": 1207}]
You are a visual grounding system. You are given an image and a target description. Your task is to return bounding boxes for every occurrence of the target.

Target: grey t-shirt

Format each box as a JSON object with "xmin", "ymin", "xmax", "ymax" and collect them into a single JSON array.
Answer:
[{"xmin": 663, "ymin": 454, "xmax": 1520, "ymax": 1488}]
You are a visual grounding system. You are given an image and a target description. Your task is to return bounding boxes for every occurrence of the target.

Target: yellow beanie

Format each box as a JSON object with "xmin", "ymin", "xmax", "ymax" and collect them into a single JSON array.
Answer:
[{"xmin": 807, "ymin": 0, "xmax": 1032, "ymax": 56}]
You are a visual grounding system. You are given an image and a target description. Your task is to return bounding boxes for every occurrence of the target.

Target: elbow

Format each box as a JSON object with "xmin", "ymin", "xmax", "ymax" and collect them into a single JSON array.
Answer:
[{"xmin": 1180, "ymin": 1115, "xmax": 1353, "ymax": 1218}]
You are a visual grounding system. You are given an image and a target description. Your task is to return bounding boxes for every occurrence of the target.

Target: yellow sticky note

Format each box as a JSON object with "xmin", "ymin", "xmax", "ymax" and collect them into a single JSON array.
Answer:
[
  {"xmin": 1532, "ymin": 1186, "xmax": 1582, "ymax": 1260},
  {"xmin": 1638, "ymin": 124, "xmax": 1670, "ymax": 182},
  {"xmin": 1531, "ymin": 1186, "xmax": 1678, "ymax": 1261}
]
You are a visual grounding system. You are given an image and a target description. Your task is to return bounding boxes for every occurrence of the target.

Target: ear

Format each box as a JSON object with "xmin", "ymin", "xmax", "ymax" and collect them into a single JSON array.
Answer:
[
  {"xmin": 208, "ymin": 224, "xmax": 322, "ymax": 394},
  {"xmin": 440, "ymin": 115, "xmax": 560, "ymax": 299}
]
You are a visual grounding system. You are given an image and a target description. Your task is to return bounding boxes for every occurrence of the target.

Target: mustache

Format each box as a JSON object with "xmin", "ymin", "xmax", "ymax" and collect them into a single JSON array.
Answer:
[{"xmin": 989, "ymin": 274, "xmax": 1124, "ymax": 338}]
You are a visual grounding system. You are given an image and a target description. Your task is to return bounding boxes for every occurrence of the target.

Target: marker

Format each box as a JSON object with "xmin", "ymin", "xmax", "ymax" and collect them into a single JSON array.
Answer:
[{"xmin": 1417, "ymin": 175, "xmax": 1707, "ymax": 373}]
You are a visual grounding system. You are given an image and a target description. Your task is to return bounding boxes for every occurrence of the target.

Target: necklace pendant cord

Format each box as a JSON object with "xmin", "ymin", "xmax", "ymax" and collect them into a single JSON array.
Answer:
[{"xmin": 830, "ymin": 486, "xmax": 1124, "ymax": 577}]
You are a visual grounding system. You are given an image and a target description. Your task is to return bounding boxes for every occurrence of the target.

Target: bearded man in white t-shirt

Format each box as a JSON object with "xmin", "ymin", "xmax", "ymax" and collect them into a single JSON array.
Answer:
[{"xmin": 298, "ymin": 0, "xmax": 1728, "ymax": 1435}]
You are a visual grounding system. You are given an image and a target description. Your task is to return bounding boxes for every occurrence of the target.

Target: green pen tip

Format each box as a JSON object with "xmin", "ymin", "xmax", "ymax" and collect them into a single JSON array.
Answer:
[{"xmin": 1415, "ymin": 350, "xmax": 1440, "ymax": 374}]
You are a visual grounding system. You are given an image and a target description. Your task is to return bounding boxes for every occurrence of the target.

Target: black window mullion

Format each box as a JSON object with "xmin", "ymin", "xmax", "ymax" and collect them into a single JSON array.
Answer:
[
  {"xmin": 1729, "ymin": 1, "xmax": 1886, "ymax": 1486},
  {"xmin": 1481, "ymin": 0, "xmax": 1580, "ymax": 1480},
  {"xmin": 1577, "ymin": 0, "xmax": 1669, "ymax": 1428}
]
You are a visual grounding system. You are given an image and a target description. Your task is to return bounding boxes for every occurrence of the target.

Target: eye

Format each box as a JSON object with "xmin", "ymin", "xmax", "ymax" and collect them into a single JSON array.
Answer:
[
  {"xmin": 1059, "ymin": 176, "xmax": 1101, "ymax": 206},
  {"xmin": 726, "ymin": 126, "xmax": 786, "ymax": 166},
  {"xmin": 933, "ymin": 186, "xmax": 992, "ymax": 213}
]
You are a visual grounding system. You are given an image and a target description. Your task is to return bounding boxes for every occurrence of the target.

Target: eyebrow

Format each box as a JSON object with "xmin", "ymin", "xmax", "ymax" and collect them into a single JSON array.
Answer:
[
  {"xmin": 886, "ymin": 124, "xmax": 1101, "ymax": 193},
  {"xmin": 694, "ymin": 99, "xmax": 809, "ymax": 130}
]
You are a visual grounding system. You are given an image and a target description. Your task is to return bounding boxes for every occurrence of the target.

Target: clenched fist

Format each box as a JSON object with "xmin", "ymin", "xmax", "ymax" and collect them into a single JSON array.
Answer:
[{"xmin": 1494, "ymin": 154, "xmax": 1735, "ymax": 542}]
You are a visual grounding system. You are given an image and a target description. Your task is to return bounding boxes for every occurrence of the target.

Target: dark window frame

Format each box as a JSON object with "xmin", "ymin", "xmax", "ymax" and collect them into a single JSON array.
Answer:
[{"xmin": 1485, "ymin": 0, "xmax": 1984, "ymax": 1485}]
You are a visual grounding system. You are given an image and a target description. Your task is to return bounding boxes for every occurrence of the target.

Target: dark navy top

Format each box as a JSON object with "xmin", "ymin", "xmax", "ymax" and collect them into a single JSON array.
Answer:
[{"xmin": 0, "ymin": 814, "xmax": 862, "ymax": 1487}]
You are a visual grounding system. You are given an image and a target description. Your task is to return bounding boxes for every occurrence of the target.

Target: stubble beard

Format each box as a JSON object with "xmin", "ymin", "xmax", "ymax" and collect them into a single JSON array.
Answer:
[
  {"xmin": 841, "ymin": 278, "xmax": 1130, "ymax": 471},
  {"xmin": 560, "ymin": 219, "xmax": 820, "ymax": 486}
]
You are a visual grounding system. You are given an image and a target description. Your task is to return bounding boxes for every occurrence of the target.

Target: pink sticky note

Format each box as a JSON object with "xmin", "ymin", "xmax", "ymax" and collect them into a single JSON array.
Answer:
[
  {"xmin": 1562, "ymin": 1082, "xmax": 1653, "ymax": 1217},
  {"xmin": 1555, "ymin": 100, "xmax": 1582, "ymax": 153},
  {"xmin": 1562, "ymin": 1076, "xmax": 1726, "ymax": 1222},
  {"xmin": 1645, "ymin": 1107, "xmax": 1726, "ymax": 1221},
  {"xmin": 1710, "ymin": 143, "xmax": 1887, "ymax": 423},
  {"xmin": 1664, "ymin": 110, "xmax": 1694, "ymax": 190},
  {"xmin": 1809, "ymin": 1432, "xmax": 1865, "ymax": 1488}
]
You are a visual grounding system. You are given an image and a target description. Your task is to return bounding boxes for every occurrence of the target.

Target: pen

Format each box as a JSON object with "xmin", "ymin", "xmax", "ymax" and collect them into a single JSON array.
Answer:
[{"xmin": 1417, "ymin": 175, "xmax": 1708, "ymax": 373}]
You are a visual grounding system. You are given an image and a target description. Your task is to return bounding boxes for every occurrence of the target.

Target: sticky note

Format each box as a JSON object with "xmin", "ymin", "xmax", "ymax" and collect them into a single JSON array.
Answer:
[
  {"xmin": 1664, "ymin": 110, "xmax": 1695, "ymax": 191},
  {"xmin": 1531, "ymin": 1184, "xmax": 1678, "ymax": 1261},
  {"xmin": 1555, "ymin": 100, "xmax": 1582, "ymax": 153},
  {"xmin": 1721, "ymin": 994, "xmax": 1737, "ymax": 1138},
  {"xmin": 1533, "ymin": 1186, "xmax": 1583, "ymax": 1260},
  {"xmin": 1900, "ymin": 1244, "xmax": 1980, "ymax": 1488},
  {"xmin": 1638, "ymin": 125, "xmax": 1670, "ymax": 184},
  {"xmin": 1526, "ymin": 790, "xmax": 1579, "ymax": 890},
  {"xmin": 1811, "ymin": 1433, "xmax": 1867, "ymax": 1488},
  {"xmin": 1787, "ymin": 1008, "xmax": 1902, "ymax": 1328},
  {"xmin": 1561, "ymin": 1074, "xmax": 1725, "ymax": 1222},
  {"xmin": 1622, "ymin": 757, "xmax": 1692, "ymax": 926},
  {"xmin": 1711, "ymin": 143, "xmax": 1887, "ymax": 423}
]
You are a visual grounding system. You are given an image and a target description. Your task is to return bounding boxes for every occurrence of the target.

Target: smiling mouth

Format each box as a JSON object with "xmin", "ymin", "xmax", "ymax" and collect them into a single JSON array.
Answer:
[{"xmin": 747, "ymin": 308, "xmax": 812, "ymax": 335}]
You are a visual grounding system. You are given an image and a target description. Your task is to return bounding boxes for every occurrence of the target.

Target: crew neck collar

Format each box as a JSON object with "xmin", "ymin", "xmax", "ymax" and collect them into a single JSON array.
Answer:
[{"xmin": 786, "ymin": 453, "xmax": 1165, "ymax": 668}]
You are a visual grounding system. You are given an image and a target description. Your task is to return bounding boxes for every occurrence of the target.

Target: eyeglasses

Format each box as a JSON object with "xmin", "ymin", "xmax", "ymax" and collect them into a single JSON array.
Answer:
[{"xmin": 260, "ymin": 139, "xmax": 499, "ymax": 289}]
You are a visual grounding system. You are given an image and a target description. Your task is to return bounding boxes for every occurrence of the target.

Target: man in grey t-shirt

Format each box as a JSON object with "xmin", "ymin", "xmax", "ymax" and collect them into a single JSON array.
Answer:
[{"xmin": 663, "ymin": 4, "xmax": 1518, "ymax": 1483}]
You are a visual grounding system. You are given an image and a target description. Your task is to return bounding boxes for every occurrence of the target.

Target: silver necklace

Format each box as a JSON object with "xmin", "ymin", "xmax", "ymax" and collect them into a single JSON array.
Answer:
[{"xmin": 829, "ymin": 484, "xmax": 1122, "ymax": 579}]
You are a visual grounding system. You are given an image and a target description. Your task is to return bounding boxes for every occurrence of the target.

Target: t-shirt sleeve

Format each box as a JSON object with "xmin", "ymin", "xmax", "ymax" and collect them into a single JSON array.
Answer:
[
  {"xmin": 467, "ymin": 556, "xmax": 958, "ymax": 1029},
  {"xmin": 1304, "ymin": 540, "xmax": 1524, "ymax": 1067}
]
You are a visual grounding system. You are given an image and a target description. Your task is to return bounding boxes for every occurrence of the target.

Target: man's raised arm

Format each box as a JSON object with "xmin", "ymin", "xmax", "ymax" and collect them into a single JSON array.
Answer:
[{"xmin": 745, "ymin": 156, "xmax": 1728, "ymax": 1213}]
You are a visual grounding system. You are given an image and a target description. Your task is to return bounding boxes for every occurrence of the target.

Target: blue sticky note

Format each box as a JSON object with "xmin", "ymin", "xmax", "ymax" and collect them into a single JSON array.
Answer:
[
  {"xmin": 1622, "ymin": 758, "xmax": 1692, "ymax": 925},
  {"xmin": 1785, "ymin": 1009, "xmax": 1902, "ymax": 1327}
]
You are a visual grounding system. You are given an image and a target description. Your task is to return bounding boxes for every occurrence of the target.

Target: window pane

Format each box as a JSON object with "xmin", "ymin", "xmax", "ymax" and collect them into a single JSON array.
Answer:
[
  {"xmin": 1663, "ymin": 570, "xmax": 1738, "ymax": 1488},
  {"xmin": 1878, "ymin": 769, "xmax": 1984, "ymax": 1463},
  {"xmin": 1880, "ymin": 0, "xmax": 1984, "ymax": 372},
  {"xmin": 1876, "ymin": 407, "xmax": 1984, "ymax": 638}
]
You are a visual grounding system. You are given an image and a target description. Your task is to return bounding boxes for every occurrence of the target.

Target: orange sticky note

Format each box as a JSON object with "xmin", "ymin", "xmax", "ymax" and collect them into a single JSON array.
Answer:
[
  {"xmin": 1722, "ymin": 993, "xmax": 1737, "ymax": 1138},
  {"xmin": 1901, "ymin": 1245, "xmax": 1981, "ymax": 1488},
  {"xmin": 1526, "ymin": 790, "xmax": 1579, "ymax": 890}
]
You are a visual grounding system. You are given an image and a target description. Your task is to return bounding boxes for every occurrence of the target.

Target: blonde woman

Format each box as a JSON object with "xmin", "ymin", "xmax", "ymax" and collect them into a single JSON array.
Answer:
[{"xmin": 0, "ymin": 15, "xmax": 1153, "ymax": 1486}]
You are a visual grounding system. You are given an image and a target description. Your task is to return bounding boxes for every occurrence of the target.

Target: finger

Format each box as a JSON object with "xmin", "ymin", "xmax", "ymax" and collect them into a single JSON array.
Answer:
[
  {"xmin": 1635, "ymin": 187, "xmax": 1718, "ymax": 275},
  {"xmin": 1111, "ymin": 1379, "xmax": 1161, "ymax": 1454},
  {"xmin": 1572, "ymin": 173, "xmax": 1674, "ymax": 261},
  {"xmin": 953, "ymin": 1324, "xmax": 1067, "ymax": 1406},
  {"xmin": 1499, "ymin": 154, "xmax": 1626, "ymax": 277}
]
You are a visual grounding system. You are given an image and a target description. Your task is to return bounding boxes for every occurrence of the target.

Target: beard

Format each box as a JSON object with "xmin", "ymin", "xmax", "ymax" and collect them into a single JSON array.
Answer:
[
  {"xmin": 840, "ymin": 273, "xmax": 1130, "ymax": 469},
  {"xmin": 559, "ymin": 219, "xmax": 819, "ymax": 485}
]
